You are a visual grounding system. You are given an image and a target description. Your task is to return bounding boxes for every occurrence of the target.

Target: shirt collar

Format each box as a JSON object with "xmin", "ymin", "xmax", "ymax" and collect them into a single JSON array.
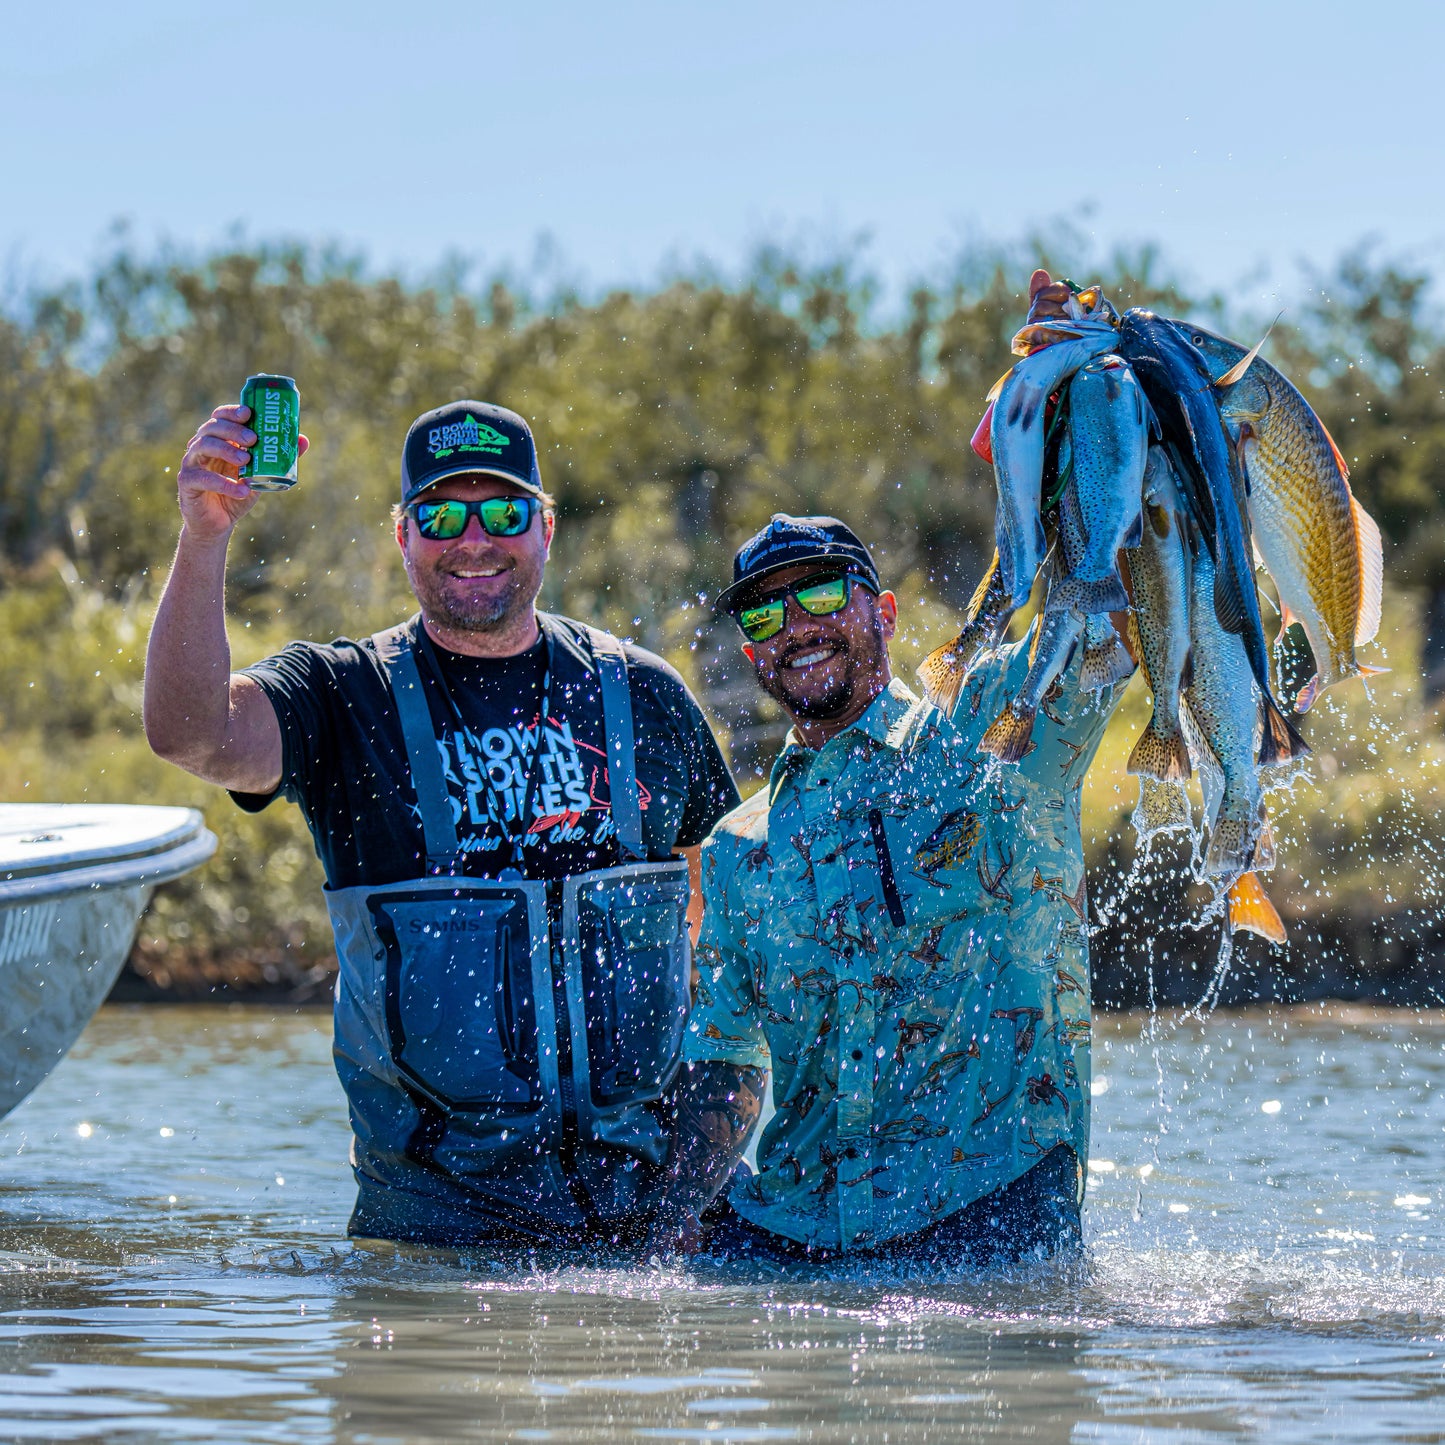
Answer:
[{"xmin": 767, "ymin": 678, "xmax": 918, "ymax": 803}]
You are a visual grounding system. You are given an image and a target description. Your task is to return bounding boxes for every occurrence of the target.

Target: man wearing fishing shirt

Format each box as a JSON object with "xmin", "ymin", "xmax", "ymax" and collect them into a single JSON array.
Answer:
[
  {"xmin": 650, "ymin": 513, "xmax": 1131, "ymax": 1263},
  {"xmin": 144, "ymin": 398, "xmax": 740, "ymax": 1249}
]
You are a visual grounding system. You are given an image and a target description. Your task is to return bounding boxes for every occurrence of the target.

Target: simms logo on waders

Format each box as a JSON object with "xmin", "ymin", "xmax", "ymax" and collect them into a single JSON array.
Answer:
[{"xmin": 428, "ymin": 415, "xmax": 511, "ymax": 459}]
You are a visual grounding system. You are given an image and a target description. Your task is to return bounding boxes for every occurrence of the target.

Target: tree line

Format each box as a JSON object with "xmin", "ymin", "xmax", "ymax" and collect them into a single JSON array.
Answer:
[{"xmin": 1, "ymin": 236, "xmax": 1441, "ymax": 994}]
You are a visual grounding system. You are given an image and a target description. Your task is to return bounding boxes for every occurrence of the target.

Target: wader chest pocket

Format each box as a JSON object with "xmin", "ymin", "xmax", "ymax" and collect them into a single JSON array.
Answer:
[
  {"xmin": 567, "ymin": 870, "xmax": 691, "ymax": 1111},
  {"xmin": 371, "ymin": 889, "xmax": 545, "ymax": 1115}
]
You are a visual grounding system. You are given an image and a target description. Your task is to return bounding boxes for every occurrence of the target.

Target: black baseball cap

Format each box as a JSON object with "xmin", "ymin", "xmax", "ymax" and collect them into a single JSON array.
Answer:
[
  {"xmin": 716, "ymin": 513, "xmax": 882, "ymax": 614},
  {"xmin": 400, "ymin": 400, "xmax": 544, "ymax": 506}
]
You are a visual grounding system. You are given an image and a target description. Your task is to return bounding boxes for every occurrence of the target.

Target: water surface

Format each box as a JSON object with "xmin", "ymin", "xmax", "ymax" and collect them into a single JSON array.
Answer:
[{"xmin": 1, "ymin": 1004, "xmax": 1442, "ymax": 1442}]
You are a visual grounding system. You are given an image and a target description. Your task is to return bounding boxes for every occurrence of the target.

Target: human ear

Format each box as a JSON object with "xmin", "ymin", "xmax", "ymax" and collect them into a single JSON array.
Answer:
[{"xmin": 876, "ymin": 590, "xmax": 898, "ymax": 642}]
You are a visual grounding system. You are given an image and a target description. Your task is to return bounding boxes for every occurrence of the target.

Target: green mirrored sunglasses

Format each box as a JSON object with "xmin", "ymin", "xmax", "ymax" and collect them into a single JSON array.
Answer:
[
  {"xmin": 410, "ymin": 496, "xmax": 538, "ymax": 540},
  {"xmin": 734, "ymin": 572, "xmax": 872, "ymax": 643}
]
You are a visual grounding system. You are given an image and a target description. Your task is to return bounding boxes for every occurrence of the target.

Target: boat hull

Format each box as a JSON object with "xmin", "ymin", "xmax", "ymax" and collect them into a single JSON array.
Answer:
[{"xmin": 0, "ymin": 805, "xmax": 217, "ymax": 1119}]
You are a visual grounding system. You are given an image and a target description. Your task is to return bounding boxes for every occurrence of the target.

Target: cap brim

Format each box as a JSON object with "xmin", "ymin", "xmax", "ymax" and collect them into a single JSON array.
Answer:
[
  {"xmin": 715, "ymin": 553, "xmax": 875, "ymax": 614},
  {"xmin": 403, "ymin": 464, "xmax": 545, "ymax": 505}
]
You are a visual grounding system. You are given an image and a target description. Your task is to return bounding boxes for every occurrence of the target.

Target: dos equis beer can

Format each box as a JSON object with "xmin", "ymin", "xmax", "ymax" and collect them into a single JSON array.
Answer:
[{"xmin": 240, "ymin": 374, "xmax": 301, "ymax": 489}]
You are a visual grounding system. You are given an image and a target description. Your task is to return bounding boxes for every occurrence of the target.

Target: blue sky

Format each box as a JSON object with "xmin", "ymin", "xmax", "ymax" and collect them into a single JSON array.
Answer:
[{"xmin": 3, "ymin": 0, "xmax": 1439, "ymax": 307}]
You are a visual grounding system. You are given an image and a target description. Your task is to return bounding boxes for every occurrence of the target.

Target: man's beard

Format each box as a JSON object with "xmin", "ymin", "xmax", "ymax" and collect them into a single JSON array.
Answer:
[
  {"xmin": 410, "ymin": 555, "xmax": 538, "ymax": 634},
  {"xmin": 756, "ymin": 623, "xmax": 884, "ymax": 720}
]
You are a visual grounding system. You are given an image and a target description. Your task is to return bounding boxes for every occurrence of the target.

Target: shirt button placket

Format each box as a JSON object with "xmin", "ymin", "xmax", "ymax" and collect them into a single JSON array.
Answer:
[{"xmin": 834, "ymin": 762, "xmax": 875, "ymax": 1249}]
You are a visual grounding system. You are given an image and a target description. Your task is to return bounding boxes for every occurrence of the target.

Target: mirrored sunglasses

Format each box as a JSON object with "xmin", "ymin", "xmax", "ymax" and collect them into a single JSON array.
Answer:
[
  {"xmin": 410, "ymin": 496, "xmax": 538, "ymax": 540},
  {"xmin": 734, "ymin": 572, "xmax": 872, "ymax": 643}
]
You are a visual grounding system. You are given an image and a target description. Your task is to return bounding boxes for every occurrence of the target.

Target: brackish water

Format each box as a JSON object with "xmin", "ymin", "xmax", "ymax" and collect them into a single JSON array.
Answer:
[{"xmin": 1, "ymin": 1004, "xmax": 1442, "ymax": 1443}]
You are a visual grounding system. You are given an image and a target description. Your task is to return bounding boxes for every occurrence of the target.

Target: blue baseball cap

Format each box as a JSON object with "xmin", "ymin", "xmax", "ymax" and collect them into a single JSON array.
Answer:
[
  {"xmin": 716, "ymin": 513, "xmax": 881, "ymax": 614},
  {"xmin": 400, "ymin": 400, "xmax": 545, "ymax": 506}
]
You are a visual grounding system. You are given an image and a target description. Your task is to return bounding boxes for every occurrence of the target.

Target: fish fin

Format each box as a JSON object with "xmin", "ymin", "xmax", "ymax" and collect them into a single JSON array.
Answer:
[
  {"xmin": 1258, "ymin": 694, "xmax": 1310, "ymax": 765},
  {"xmin": 918, "ymin": 641, "xmax": 967, "ymax": 715},
  {"xmin": 1179, "ymin": 646, "xmax": 1195, "ymax": 692},
  {"xmin": 1214, "ymin": 314, "xmax": 1281, "ymax": 387},
  {"xmin": 1211, "ymin": 544, "xmax": 1248, "ymax": 634},
  {"xmin": 1049, "ymin": 574, "xmax": 1130, "ymax": 615},
  {"xmin": 970, "ymin": 400, "xmax": 996, "ymax": 464},
  {"xmin": 967, "ymin": 550, "xmax": 1004, "ymax": 622},
  {"xmin": 1122, "ymin": 506, "xmax": 1144, "ymax": 549},
  {"xmin": 1320, "ymin": 417, "xmax": 1351, "ymax": 482},
  {"xmin": 979, "ymin": 701, "xmax": 1038, "ymax": 765},
  {"xmin": 1277, "ymin": 601, "xmax": 1298, "ymax": 632},
  {"xmin": 1252, "ymin": 817, "xmax": 1277, "ymax": 872},
  {"xmin": 1352, "ymin": 497, "xmax": 1383, "ymax": 646},
  {"xmin": 985, "ymin": 366, "xmax": 1014, "ymax": 405},
  {"xmin": 1227, "ymin": 873, "xmax": 1287, "ymax": 945},
  {"xmin": 1359, "ymin": 663, "xmax": 1390, "ymax": 678},
  {"xmin": 1294, "ymin": 671, "xmax": 1321, "ymax": 713},
  {"xmin": 1080, "ymin": 634, "xmax": 1136, "ymax": 691},
  {"xmin": 1127, "ymin": 721, "xmax": 1192, "ymax": 782}
]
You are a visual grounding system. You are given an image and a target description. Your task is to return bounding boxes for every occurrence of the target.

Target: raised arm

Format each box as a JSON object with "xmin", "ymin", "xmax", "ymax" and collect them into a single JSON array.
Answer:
[{"xmin": 143, "ymin": 405, "xmax": 306, "ymax": 793}]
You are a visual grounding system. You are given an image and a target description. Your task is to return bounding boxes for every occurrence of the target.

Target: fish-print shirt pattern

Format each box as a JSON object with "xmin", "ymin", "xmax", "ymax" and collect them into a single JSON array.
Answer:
[{"xmin": 684, "ymin": 638, "xmax": 1127, "ymax": 1250}]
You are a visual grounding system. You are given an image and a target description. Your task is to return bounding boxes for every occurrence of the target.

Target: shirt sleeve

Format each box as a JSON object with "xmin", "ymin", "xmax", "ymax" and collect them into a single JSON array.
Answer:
[
  {"xmin": 681, "ymin": 833, "xmax": 770, "ymax": 1069},
  {"xmin": 945, "ymin": 626, "xmax": 1131, "ymax": 792},
  {"xmin": 228, "ymin": 641, "xmax": 338, "ymax": 814}
]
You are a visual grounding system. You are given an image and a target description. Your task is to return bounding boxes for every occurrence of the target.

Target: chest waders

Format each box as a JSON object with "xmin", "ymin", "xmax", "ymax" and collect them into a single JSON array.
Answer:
[{"xmin": 325, "ymin": 618, "xmax": 692, "ymax": 1242}]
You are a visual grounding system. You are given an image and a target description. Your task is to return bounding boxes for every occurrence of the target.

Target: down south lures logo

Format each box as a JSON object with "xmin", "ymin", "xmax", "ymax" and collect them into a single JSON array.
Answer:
[{"xmin": 428, "ymin": 415, "xmax": 511, "ymax": 459}]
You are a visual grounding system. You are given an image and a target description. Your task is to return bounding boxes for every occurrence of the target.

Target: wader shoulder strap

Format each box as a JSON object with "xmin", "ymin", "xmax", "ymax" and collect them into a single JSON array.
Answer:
[
  {"xmin": 372, "ymin": 623, "xmax": 458, "ymax": 871},
  {"xmin": 585, "ymin": 627, "xmax": 645, "ymax": 864}
]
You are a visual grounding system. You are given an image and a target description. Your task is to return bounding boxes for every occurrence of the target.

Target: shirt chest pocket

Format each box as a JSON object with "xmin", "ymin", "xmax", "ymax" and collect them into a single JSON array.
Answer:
[{"xmin": 869, "ymin": 803, "xmax": 995, "ymax": 931}]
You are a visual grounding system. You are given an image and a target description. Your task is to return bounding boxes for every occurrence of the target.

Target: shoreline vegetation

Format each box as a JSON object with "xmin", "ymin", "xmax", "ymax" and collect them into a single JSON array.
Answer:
[{"xmin": 2, "ymin": 236, "xmax": 1442, "ymax": 1009}]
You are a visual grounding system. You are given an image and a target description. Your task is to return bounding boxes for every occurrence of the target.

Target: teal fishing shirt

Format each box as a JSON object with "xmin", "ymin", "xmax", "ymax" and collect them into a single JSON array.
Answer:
[{"xmin": 683, "ymin": 639, "xmax": 1128, "ymax": 1250}]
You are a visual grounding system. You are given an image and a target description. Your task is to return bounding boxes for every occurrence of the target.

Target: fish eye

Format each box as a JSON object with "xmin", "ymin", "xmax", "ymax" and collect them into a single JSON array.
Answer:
[{"xmin": 1192, "ymin": 334, "xmax": 1205, "ymax": 345}]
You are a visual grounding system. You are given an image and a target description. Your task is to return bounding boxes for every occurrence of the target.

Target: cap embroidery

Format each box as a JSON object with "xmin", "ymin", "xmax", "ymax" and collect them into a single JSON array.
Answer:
[{"xmin": 427, "ymin": 415, "xmax": 511, "ymax": 460}]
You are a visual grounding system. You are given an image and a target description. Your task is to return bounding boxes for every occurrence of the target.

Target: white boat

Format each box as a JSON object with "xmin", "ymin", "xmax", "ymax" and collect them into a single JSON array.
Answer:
[{"xmin": 0, "ymin": 804, "xmax": 217, "ymax": 1120}]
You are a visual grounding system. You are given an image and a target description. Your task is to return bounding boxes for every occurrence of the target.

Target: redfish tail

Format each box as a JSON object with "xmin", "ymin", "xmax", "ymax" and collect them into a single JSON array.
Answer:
[
  {"xmin": 1227, "ymin": 872, "xmax": 1287, "ymax": 945},
  {"xmin": 980, "ymin": 702, "xmax": 1038, "ymax": 765}
]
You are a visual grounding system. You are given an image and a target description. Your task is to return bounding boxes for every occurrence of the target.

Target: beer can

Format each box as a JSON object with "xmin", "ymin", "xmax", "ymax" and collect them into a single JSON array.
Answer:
[{"xmin": 240, "ymin": 374, "xmax": 301, "ymax": 489}]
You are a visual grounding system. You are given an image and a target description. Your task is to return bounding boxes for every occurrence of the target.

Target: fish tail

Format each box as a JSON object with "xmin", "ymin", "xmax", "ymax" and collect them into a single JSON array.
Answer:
[
  {"xmin": 1080, "ymin": 634, "xmax": 1135, "ymax": 691},
  {"xmin": 1257, "ymin": 694, "xmax": 1310, "ymax": 767},
  {"xmin": 1353, "ymin": 497, "xmax": 1383, "ymax": 646},
  {"xmin": 1204, "ymin": 816, "xmax": 1256, "ymax": 877},
  {"xmin": 1127, "ymin": 720, "xmax": 1192, "ymax": 782},
  {"xmin": 918, "ymin": 641, "xmax": 969, "ymax": 714},
  {"xmin": 979, "ymin": 701, "xmax": 1038, "ymax": 765},
  {"xmin": 1049, "ymin": 574, "xmax": 1130, "ymax": 615},
  {"xmin": 1227, "ymin": 872, "xmax": 1287, "ymax": 945},
  {"xmin": 1135, "ymin": 776, "xmax": 1193, "ymax": 835}
]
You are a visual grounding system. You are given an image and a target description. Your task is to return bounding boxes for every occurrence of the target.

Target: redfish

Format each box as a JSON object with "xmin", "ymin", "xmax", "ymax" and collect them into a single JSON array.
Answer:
[{"xmin": 1182, "ymin": 321, "xmax": 1385, "ymax": 711}]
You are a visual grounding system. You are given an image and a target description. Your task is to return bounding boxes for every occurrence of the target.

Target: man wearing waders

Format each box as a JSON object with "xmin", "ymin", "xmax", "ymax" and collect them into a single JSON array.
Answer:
[
  {"xmin": 652, "ymin": 505, "xmax": 1132, "ymax": 1264},
  {"xmin": 145, "ymin": 399, "xmax": 740, "ymax": 1248}
]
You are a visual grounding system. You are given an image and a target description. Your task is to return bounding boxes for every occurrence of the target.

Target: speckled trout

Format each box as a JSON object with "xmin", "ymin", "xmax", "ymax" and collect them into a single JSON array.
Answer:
[
  {"xmin": 990, "ymin": 324, "xmax": 1119, "ymax": 614},
  {"xmin": 1182, "ymin": 321, "xmax": 1385, "ymax": 712},
  {"xmin": 1126, "ymin": 446, "xmax": 1194, "ymax": 782}
]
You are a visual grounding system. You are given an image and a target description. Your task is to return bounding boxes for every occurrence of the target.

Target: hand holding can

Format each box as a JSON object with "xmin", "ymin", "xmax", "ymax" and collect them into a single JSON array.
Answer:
[{"xmin": 240, "ymin": 374, "xmax": 301, "ymax": 489}]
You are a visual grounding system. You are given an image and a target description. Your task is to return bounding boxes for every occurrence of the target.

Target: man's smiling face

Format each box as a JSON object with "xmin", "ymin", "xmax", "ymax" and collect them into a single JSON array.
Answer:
[
  {"xmin": 397, "ymin": 475, "xmax": 553, "ymax": 636},
  {"xmin": 740, "ymin": 562, "xmax": 896, "ymax": 724}
]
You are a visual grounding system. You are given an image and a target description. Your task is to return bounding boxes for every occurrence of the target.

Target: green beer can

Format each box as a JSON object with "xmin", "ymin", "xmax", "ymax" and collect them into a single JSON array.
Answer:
[{"xmin": 240, "ymin": 374, "xmax": 301, "ymax": 489}]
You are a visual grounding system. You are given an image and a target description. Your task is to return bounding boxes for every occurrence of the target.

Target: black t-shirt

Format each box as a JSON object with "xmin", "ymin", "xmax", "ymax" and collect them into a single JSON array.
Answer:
[{"xmin": 232, "ymin": 613, "xmax": 740, "ymax": 889}]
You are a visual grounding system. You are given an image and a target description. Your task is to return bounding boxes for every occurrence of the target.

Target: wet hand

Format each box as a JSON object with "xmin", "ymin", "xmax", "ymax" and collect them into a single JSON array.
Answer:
[{"xmin": 176, "ymin": 404, "xmax": 310, "ymax": 542}]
